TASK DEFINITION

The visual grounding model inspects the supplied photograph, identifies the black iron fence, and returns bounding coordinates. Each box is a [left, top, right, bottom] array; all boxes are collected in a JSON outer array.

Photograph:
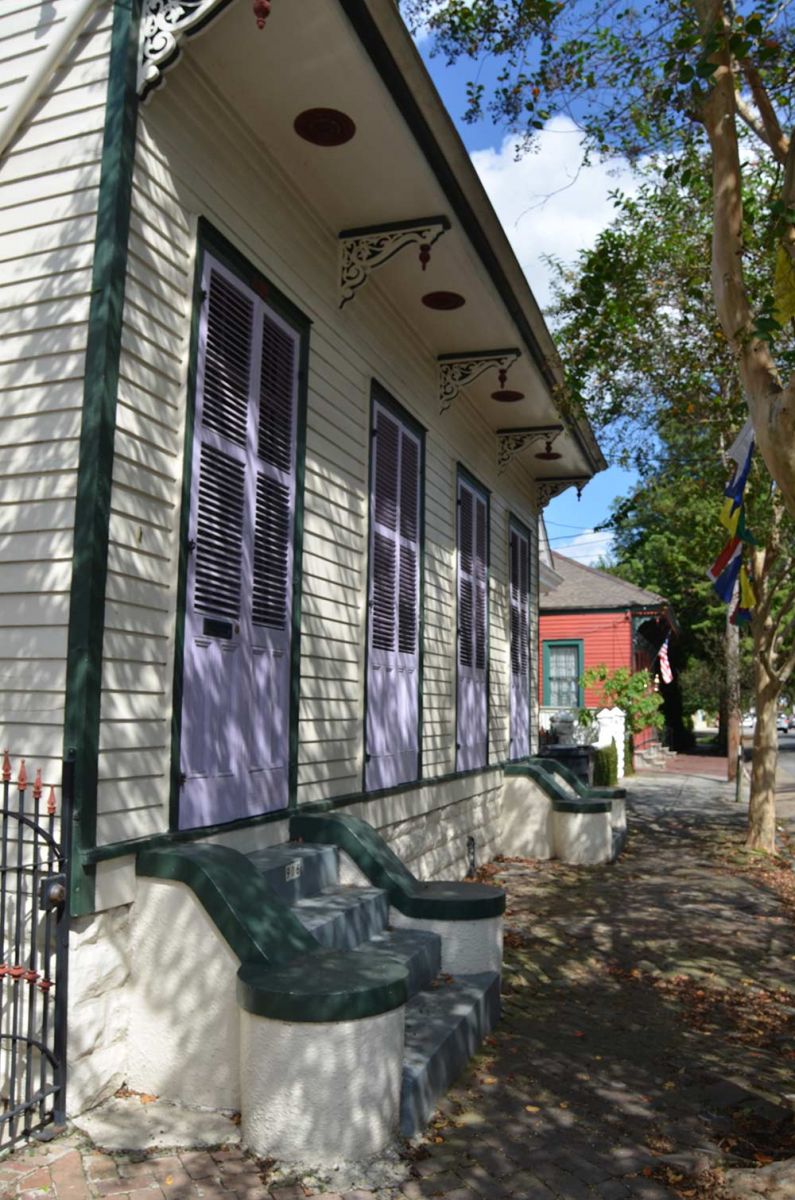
[[0, 752, 70, 1151]]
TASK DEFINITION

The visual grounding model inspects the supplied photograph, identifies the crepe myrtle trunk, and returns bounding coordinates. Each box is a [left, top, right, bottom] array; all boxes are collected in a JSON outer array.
[[694, 0, 795, 524], [747, 625, 780, 853]]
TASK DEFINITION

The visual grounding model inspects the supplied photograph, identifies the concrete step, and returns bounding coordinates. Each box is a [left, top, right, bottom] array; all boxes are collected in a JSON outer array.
[[247, 843, 338, 904], [400, 972, 501, 1136], [355, 928, 442, 1000], [291, 884, 389, 949]]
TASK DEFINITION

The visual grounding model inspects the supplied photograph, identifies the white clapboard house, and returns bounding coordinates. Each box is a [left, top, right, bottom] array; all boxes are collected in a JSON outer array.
[[0, 0, 606, 1161]]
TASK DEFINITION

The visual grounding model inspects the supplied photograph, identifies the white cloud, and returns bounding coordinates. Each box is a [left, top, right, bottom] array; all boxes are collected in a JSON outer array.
[[471, 115, 639, 310], [554, 529, 613, 568]]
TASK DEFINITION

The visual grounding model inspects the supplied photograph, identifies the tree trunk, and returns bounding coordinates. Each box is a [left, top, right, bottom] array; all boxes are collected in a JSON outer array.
[[746, 640, 779, 853], [692, 2, 795, 522]]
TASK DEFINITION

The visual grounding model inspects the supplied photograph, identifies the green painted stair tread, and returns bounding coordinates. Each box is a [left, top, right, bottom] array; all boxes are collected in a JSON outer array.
[[505, 763, 612, 813], [534, 756, 626, 800], [237, 947, 409, 1022], [400, 971, 501, 1135], [290, 812, 505, 920], [291, 885, 389, 949], [246, 844, 338, 903], [136, 843, 319, 967]]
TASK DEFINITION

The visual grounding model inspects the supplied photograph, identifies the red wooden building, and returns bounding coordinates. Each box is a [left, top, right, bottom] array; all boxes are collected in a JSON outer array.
[[539, 553, 673, 719]]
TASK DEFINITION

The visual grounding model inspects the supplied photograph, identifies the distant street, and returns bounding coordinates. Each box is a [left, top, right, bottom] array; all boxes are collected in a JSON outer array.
[[774, 732, 795, 835], [776, 732, 795, 782]]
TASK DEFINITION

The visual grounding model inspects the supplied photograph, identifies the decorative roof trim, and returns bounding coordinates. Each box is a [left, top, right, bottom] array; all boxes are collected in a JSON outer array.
[[338, 215, 450, 307], [138, 0, 240, 99], [437, 348, 520, 414], [496, 424, 563, 472], [536, 477, 590, 509]]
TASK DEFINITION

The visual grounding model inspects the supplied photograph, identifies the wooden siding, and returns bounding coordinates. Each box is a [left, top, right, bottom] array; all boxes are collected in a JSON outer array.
[[91, 61, 542, 844], [539, 610, 632, 708], [0, 3, 112, 781]]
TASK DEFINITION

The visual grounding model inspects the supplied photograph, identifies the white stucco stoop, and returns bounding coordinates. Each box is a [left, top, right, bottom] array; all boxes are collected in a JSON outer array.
[[67, 906, 131, 1114], [127, 878, 241, 1110], [389, 909, 503, 977], [500, 773, 616, 865], [500, 774, 554, 858], [240, 1007, 405, 1162], [551, 809, 612, 865]]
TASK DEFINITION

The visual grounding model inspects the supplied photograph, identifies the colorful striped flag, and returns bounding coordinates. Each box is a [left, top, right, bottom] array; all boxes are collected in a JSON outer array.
[[731, 564, 756, 625], [658, 636, 673, 685], [710, 540, 744, 585]]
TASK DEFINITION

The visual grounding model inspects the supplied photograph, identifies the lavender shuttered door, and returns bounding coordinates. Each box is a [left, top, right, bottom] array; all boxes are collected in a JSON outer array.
[[456, 479, 488, 770], [509, 525, 530, 759], [180, 255, 298, 829], [366, 403, 421, 791]]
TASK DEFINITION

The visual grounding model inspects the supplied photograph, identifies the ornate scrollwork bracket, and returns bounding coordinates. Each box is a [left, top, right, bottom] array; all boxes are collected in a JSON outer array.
[[496, 425, 564, 473], [139, 0, 265, 100], [535, 477, 590, 510], [338, 216, 450, 307], [438, 348, 520, 414]]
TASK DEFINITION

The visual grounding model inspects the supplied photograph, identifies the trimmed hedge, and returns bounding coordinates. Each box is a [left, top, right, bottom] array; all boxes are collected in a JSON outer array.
[[593, 738, 619, 787]]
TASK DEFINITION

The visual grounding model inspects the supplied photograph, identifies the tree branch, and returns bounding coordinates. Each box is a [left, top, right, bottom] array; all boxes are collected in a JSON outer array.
[[737, 58, 790, 163], [770, 583, 795, 640], [773, 611, 795, 659], [783, 137, 795, 269], [734, 91, 780, 157]]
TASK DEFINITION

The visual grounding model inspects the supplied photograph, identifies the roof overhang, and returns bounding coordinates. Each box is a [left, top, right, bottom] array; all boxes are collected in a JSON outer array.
[[137, 0, 606, 499], [539, 561, 565, 595]]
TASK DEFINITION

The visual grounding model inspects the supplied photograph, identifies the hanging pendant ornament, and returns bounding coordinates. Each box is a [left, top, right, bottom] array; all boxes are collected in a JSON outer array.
[[491, 366, 525, 404], [338, 216, 450, 306], [252, 0, 271, 28]]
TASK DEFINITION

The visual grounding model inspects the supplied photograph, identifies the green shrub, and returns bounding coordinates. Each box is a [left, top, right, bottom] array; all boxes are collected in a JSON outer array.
[[624, 733, 634, 776], [593, 738, 619, 786]]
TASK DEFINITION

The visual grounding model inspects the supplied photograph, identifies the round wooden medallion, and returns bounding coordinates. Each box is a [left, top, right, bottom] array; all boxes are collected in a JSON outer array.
[[421, 291, 466, 310], [294, 108, 356, 146], [491, 389, 525, 403]]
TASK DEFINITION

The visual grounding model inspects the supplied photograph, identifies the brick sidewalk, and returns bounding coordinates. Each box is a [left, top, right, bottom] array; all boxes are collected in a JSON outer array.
[[1, 1140, 337, 1200], [2, 772, 794, 1200]]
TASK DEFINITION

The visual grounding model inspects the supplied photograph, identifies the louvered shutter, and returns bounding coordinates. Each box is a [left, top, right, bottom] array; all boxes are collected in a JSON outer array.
[[457, 478, 488, 770], [366, 401, 421, 791], [180, 255, 298, 829], [246, 308, 298, 810], [509, 525, 530, 759]]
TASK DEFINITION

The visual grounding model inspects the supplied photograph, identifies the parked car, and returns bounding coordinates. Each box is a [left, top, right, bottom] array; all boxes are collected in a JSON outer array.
[[741, 713, 756, 730], [777, 713, 789, 733], [789, 714, 795, 731]]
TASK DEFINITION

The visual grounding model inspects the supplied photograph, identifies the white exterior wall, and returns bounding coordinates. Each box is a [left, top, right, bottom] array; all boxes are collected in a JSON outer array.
[[95, 59, 541, 846], [0, 1, 113, 781], [68, 904, 131, 1114]]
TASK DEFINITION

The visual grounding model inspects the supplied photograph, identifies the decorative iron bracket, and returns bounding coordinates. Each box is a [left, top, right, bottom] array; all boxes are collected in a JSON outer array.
[[438, 348, 520, 413], [536, 477, 591, 509], [139, 0, 255, 99], [339, 216, 450, 307], [497, 425, 563, 472]]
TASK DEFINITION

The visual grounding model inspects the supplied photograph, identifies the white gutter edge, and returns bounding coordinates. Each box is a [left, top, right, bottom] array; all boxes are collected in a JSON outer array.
[[0, 0, 102, 161], [539, 563, 565, 595]]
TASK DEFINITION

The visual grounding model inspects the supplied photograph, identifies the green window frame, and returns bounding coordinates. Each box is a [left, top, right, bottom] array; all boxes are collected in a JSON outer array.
[[542, 639, 584, 709]]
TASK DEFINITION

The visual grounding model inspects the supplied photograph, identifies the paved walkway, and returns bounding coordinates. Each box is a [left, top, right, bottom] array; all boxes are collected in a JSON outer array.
[[2, 773, 795, 1200]]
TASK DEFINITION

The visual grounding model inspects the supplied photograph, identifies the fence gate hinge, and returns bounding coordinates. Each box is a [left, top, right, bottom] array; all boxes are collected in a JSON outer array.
[[39, 874, 66, 911]]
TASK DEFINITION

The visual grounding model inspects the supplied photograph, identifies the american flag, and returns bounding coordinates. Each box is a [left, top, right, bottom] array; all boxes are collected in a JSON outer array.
[[658, 636, 673, 685]]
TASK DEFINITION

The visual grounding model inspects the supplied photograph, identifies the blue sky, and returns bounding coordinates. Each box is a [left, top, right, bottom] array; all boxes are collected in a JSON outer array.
[[417, 34, 639, 564]]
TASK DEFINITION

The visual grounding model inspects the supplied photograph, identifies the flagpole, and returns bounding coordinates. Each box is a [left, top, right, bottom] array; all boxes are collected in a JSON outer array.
[[726, 576, 741, 784]]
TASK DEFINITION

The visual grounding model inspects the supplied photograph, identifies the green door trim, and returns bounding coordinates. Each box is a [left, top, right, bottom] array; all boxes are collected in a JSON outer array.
[[63, 0, 143, 918]]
